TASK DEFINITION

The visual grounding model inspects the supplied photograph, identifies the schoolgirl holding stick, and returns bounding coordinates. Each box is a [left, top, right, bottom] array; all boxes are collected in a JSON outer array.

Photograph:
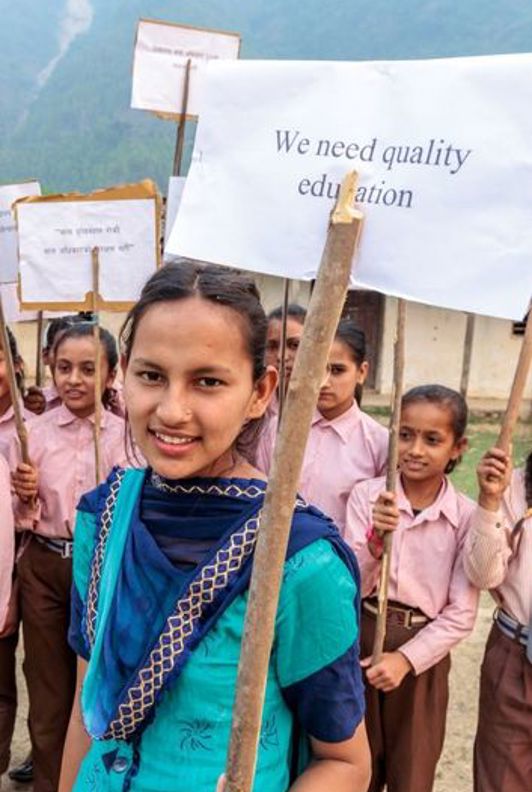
[[59, 262, 370, 792], [345, 384, 479, 792], [463, 447, 532, 792], [10, 322, 127, 792], [0, 326, 33, 784], [257, 319, 388, 532]]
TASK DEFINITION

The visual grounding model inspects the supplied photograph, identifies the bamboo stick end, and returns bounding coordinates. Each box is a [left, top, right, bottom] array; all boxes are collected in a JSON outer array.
[[331, 171, 364, 225]]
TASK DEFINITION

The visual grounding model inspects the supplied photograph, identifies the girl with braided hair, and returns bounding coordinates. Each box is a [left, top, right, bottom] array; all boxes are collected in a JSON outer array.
[[464, 447, 532, 792]]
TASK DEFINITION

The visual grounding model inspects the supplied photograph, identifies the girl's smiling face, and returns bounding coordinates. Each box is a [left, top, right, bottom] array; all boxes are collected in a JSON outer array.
[[54, 336, 114, 418], [123, 297, 276, 479], [398, 402, 466, 484]]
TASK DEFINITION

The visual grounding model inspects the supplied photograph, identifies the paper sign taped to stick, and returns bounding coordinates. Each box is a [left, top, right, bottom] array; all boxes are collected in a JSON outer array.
[[167, 55, 532, 320], [131, 18, 240, 119], [15, 180, 161, 310], [0, 181, 41, 284]]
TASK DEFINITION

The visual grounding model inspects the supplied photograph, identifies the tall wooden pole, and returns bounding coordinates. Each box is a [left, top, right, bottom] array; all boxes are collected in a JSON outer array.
[[0, 294, 30, 463], [277, 278, 290, 422], [460, 313, 475, 397], [91, 248, 102, 486], [225, 173, 364, 792], [172, 59, 192, 177], [371, 298, 407, 664], [35, 310, 44, 388], [496, 303, 532, 452]]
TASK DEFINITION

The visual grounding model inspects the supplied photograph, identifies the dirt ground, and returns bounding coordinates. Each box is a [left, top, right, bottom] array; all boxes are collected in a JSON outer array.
[[1, 596, 492, 792]]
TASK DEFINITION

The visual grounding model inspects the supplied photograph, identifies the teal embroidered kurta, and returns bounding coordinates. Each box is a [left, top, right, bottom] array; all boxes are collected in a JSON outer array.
[[69, 470, 363, 791]]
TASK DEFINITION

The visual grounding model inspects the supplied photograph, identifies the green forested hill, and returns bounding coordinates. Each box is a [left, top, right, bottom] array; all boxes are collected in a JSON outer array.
[[1, 0, 531, 193]]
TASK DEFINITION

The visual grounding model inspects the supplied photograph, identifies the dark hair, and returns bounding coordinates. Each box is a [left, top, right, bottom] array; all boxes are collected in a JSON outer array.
[[401, 384, 467, 473], [267, 303, 307, 324], [335, 320, 366, 366], [44, 312, 94, 352], [1, 327, 25, 393], [525, 453, 532, 509], [120, 259, 268, 457], [335, 320, 367, 406], [53, 322, 118, 408]]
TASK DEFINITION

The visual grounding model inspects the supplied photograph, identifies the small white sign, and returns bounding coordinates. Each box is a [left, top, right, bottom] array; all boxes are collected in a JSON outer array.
[[0, 283, 75, 322], [168, 55, 532, 320], [0, 181, 41, 284], [131, 18, 240, 118], [16, 197, 159, 308], [163, 176, 186, 260]]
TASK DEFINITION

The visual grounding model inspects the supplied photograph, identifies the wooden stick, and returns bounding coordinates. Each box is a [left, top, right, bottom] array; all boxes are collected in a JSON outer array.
[[35, 311, 44, 388], [277, 278, 290, 422], [371, 298, 407, 664], [172, 59, 192, 177], [0, 293, 30, 463], [460, 313, 475, 397], [496, 302, 532, 453], [91, 248, 102, 486], [225, 173, 364, 792]]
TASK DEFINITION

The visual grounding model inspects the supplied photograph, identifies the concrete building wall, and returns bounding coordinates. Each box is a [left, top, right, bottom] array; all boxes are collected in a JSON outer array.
[[378, 297, 532, 401], [9, 275, 532, 408]]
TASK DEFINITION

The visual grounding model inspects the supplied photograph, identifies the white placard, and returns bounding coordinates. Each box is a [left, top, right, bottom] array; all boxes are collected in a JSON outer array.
[[131, 18, 240, 118], [167, 55, 532, 320], [0, 283, 76, 322], [17, 198, 158, 307], [0, 181, 41, 284], [0, 283, 36, 322], [163, 176, 186, 260]]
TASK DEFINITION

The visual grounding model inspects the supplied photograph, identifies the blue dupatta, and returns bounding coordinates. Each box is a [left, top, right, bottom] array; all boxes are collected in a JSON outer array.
[[75, 467, 361, 745]]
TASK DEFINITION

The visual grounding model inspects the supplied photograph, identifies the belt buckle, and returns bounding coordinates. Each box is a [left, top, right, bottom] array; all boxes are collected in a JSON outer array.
[[403, 609, 413, 630], [61, 542, 73, 560]]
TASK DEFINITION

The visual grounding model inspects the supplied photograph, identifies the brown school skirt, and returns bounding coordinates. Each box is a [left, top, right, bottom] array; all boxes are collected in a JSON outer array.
[[474, 622, 532, 792], [361, 602, 451, 792]]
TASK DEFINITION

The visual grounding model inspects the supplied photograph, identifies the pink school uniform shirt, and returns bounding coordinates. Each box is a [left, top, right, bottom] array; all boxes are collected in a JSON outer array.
[[345, 475, 479, 674], [255, 401, 388, 533], [0, 455, 15, 631], [463, 468, 532, 627], [9, 403, 128, 539], [42, 383, 61, 411], [0, 403, 34, 460]]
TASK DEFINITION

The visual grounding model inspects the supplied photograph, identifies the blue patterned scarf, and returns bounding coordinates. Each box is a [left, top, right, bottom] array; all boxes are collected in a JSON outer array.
[[77, 467, 360, 744]]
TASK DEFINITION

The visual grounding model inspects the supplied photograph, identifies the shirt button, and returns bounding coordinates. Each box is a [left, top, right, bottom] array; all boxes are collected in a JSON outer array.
[[112, 757, 128, 773]]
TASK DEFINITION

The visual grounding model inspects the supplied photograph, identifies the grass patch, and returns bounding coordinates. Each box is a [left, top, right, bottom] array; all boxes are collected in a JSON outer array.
[[451, 427, 531, 499]]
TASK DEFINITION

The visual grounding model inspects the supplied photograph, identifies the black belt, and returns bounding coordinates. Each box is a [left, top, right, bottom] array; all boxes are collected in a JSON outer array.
[[34, 535, 73, 559], [363, 598, 430, 629]]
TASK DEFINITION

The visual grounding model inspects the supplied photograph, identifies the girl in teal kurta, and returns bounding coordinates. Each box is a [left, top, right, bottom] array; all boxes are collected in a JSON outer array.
[[59, 262, 370, 792]]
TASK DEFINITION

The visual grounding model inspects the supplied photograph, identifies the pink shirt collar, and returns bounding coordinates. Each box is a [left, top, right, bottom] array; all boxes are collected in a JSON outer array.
[[369, 474, 461, 529], [312, 400, 361, 444], [55, 403, 108, 429], [0, 401, 32, 425]]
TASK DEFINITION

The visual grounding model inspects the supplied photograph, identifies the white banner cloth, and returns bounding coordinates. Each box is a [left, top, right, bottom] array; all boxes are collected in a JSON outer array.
[[167, 55, 532, 320]]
